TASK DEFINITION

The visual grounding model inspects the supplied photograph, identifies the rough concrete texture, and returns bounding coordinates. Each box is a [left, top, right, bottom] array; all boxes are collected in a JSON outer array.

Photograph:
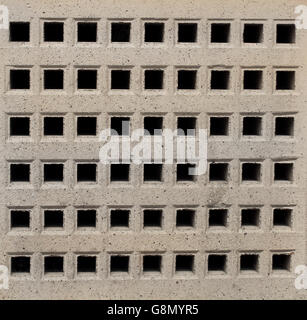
[[0, 0, 307, 299]]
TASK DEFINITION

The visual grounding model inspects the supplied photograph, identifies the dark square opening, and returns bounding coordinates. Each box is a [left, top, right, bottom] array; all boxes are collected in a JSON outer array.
[[111, 22, 131, 42], [243, 70, 262, 89], [44, 22, 64, 42], [144, 22, 164, 42], [77, 70, 97, 89], [11, 256, 30, 273], [176, 163, 196, 181], [276, 24, 295, 44], [77, 117, 97, 136], [210, 117, 229, 136], [243, 24, 263, 43], [273, 208, 292, 227], [178, 23, 197, 42], [10, 22, 30, 42], [177, 117, 196, 135], [111, 70, 130, 89], [77, 256, 96, 273], [44, 163, 63, 182], [77, 22, 97, 42], [110, 164, 129, 181], [208, 209, 228, 227], [144, 70, 163, 89], [144, 164, 162, 182], [242, 163, 261, 181], [110, 256, 129, 272], [243, 117, 262, 135], [143, 209, 162, 228], [10, 69, 30, 89], [176, 209, 195, 227], [175, 255, 194, 272], [44, 117, 63, 136], [275, 117, 294, 136], [241, 208, 260, 226], [10, 117, 30, 136], [211, 23, 230, 43], [272, 254, 290, 270], [44, 70, 63, 89], [44, 210, 63, 228], [44, 256, 63, 273], [111, 117, 130, 135], [143, 255, 162, 272], [177, 70, 197, 89], [240, 254, 259, 271], [208, 254, 226, 271], [209, 163, 228, 181], [110, 209, 130, 228], [77, 209, 96, 228], [10, 163, 30, 182], [144, 117, 163, 135], [276, 71, 295, 90], [274, 163, 293, 181], [77, 163, 97, 182], [11, 210, 30, 228], [211, 71, 230, 89]]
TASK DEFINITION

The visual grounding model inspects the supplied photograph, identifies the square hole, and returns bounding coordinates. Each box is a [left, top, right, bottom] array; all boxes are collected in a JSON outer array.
[[243, 70, 263, 90], [210, 117, 229, 136], [11, 210, 30, 228], [144, 164, 162, 182], [44, 210, 63, 228], [77, 22, 97, 42], [209, 163, 228, 181], [276, 71, 295, 90], [276, 24, 295, 44], [10, 69, 30, 89], [243, 117, 262, 136], [176, 209, 195, 227], [275, 117, 294, 136], [10, 22, 30, 42], [77, 163, 97, 182], [44, 256, 64, 273], [175, 255, 194, 272], [243, 24, 263, 43], [77, 117, 97, 136], [211, 71, 230, 90], [44, 163, 64, 182], [77, 209, 96, 228], [11, 256, 30, 273], [111, 117, 130, 135], [274, 163, 293, 181], [178, 23, 197, 43], [77, 256, 96, 273], [241, 208, 260, 227], [143, 255, 162, 272], [176, 163, 196, 181], [44, 117, 63, 136], [44, 70, 64, 90], [110, 255, 129, 272], [177, 117, 196, 135], [111, 70, 130, 90], [44, 22, 64, 42], [110, 164, 129, 182], [144, 117, 163, 135], [10, 117, 30, 136], [111, 22, 131, 42], [77, 70, 97, 90], [211, 23, 230, 43], [273, 208, 292, 227], [240, 254, 259, 271], [272, 254, 291, 271], [110, 209, 130, 228], [143, 209, 162, 228], [208, 254, 226, 272], [144, 70, 164, 90], [242, 163, 261, 181], [208, 209, 228, 227], [10, 163, 30, 182], [177, 70, 197, 90], [144, 22, 164, 42]]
